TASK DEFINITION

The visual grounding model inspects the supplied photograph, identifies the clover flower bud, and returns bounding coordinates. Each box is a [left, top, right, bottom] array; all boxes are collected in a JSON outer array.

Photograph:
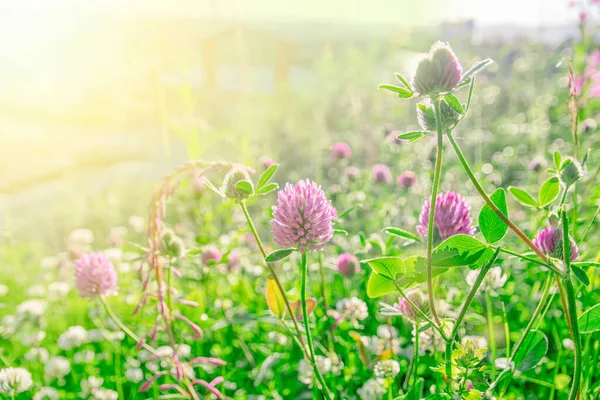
[[221, 168, 252, 202], [412, 42, 463, 96], [561, 158, 585, 187]]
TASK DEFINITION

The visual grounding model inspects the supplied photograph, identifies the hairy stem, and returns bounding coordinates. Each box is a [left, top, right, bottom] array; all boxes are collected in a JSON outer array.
[[445, 132, 551, 267], [301, 252, 333, 400], [427, 97, 446, 326]]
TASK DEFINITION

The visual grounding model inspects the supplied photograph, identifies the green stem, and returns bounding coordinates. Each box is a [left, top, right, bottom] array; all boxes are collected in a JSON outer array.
[[445, 340, 453, 380], [240, 201, 308, 356], [318, 252, 334, 353], [493, 273, 552, 391], [427, 97, 446, 326], [301, 252, 333, 400], [486, 291, 497, 378], [502, 302, 511, 358], [561, 206, 581, 400], [100, 296, 161, 358], [412, 323, 419, 386], [497, 248, 547, 267], [115, 345, 124, 400], [451, 248, 501, 337]]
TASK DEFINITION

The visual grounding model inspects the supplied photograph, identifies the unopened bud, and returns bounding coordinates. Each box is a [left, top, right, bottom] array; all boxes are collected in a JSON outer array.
[[221, 168, 252, 201], [412, 42, 463, 96]]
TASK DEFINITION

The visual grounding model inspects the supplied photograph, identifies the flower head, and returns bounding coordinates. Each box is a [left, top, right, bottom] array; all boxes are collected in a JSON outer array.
[[271, 179, 336, 252], [336, 297, 369, 326], [373, 360, 400, 379], [412, 42, 462, 96], [260, 156, 275, 169], [330, 142, 352, 160], [397, 171, 417, 189], [345, 166, 361, 180], [337, 253, 360, 277], [416, 191, 475, 241], [0, 367, 32, 395], [357, 378, 386, 400], [533, 225, 579, 261], [74, 252, 118, 298], [202, 246, 222, 265], [372, 164, 393, 184], [393, 289, 429, 322]]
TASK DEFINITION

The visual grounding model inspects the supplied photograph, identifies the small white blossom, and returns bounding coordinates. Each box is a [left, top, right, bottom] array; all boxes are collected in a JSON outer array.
[[17, 299, 47, 317], [373, 360, 400, 379], [48, 282, 70, 300], [33, 386, 60, 400], [462, 335, 488, 349], [58, 326, 88, 350], [466, 267, 508, 296], [298, 356, 333, 386], [0, 284, 8, 297], [25, 347, 50, 363], [336, 297, 369, 326], [0, 367, 33, 395], [357, 378, 386, 400], [45, 356, 71, 381]]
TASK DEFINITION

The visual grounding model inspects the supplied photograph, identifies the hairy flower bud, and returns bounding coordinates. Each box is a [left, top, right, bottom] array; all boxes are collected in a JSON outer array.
[[561, 158, 585, 187], [416, 101, 459, 132], [412, 42, 463, 96], [160, 230, 186, 258], [221, 168, 252, 201]]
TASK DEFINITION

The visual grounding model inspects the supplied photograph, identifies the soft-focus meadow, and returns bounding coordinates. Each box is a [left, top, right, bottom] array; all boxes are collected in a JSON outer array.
[[1, 2, 600, 400]]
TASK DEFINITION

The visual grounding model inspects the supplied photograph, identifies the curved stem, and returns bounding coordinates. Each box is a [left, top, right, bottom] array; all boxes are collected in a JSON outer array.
[[240, 201, 308, 356], [497, 248, 547, 268], [452, 248, 501, 338], [445, 132, 550, 265], [301, 252, 333, 400], [100, 296, 160, 357], [412, 324, 419, 387], [427, 98, 445, 326]]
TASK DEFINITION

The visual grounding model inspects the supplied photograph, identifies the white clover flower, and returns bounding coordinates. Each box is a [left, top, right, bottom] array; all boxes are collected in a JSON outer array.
[[40, 256, 60, 269], [298, 356, 333, 386], [90, 388, 118, 400], [125, 367, 143, 383], [25, 347, 50, 363], [0, 367, 32, 395], [357, 378, 386, 400], [413, 321, 453, 355], [0, 284, 8, 297], [376, 325, 398, 340], [373, 360, 400, 379], [58, 326, 88, 350], [466, 266, 508, 296], [48, 281, 70, 300], [28, 284, 47, 297], [336, 297, 369, 326], [176, 344, 191, 358], [17, 299, 47, 317], [45, 356, 71, 381], [33, 386, 60, 400], [67, 228, 95, 254], [128, 216, 146, 233], [21, 330, 46, 346], [74, 350, 95, 364], [462, 335, 488, 350]]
